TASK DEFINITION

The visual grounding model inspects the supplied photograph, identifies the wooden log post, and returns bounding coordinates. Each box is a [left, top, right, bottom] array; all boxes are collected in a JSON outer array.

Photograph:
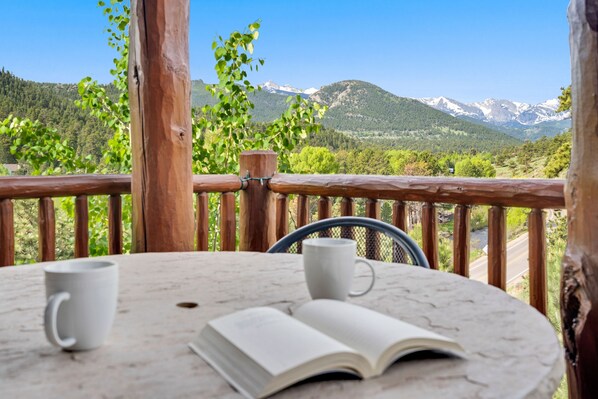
[[488, 206, 506, 290], [0, 199, 14, 267], [128, 0, 194, 252], [562, 1, 598, 396], [528, 208, 546, 315], [392, 200, 408, 264], [297, 195, 309, 228], [453, 205, 471, 277], [421, 202, 439, 269], [239, 151, 277, 252]]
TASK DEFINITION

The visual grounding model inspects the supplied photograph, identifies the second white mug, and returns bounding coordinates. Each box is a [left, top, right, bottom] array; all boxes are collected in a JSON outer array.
[[302, 238, 375, 301]]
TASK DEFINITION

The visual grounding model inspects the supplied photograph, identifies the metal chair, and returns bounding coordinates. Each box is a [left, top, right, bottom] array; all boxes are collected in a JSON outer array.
[[267, 216, 430, 268]]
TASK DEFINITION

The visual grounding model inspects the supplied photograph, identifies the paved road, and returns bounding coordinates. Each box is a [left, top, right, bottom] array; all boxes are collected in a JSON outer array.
[[469, 233, 529, 286]]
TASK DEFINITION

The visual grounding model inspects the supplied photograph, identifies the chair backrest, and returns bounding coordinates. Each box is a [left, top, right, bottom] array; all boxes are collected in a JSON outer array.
[[267, 216, 430, 268]]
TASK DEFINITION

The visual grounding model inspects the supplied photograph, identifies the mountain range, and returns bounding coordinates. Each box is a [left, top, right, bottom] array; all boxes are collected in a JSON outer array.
[[417, 96, 570, 140]]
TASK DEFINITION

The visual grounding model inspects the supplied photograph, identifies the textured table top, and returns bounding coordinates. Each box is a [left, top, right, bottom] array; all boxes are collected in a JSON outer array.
[[0, 252, 563, 398]]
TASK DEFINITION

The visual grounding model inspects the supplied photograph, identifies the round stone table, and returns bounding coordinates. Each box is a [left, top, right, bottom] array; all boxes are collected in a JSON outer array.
[[0, 252, 563, 398]]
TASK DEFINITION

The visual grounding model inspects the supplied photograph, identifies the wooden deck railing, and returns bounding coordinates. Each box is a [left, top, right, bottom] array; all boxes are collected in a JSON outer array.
[[0, 174, 246, 265], [268, 174, 565, 315], [0, 168, 566, 316]]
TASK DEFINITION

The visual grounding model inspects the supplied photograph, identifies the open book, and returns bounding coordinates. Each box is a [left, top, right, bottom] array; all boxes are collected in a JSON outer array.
[[189, 299, 465, 399]]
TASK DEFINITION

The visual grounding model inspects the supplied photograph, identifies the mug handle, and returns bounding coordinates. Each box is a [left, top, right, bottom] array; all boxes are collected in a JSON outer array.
[[349, 258, 376, 297], [44, 292, 76, 348]]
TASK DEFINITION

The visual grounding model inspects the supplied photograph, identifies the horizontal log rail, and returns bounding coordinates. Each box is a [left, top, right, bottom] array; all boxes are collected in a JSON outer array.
[[269, 173, 566, 316], [0, 174, 246, 266], [0, 175, 246, 199], [268, 174, 565, 209]]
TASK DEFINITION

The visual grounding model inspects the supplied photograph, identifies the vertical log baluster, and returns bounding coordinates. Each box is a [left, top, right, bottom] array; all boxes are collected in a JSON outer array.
[[488, 206, 506, 290], [296, 195, 309, 254], [297, 195, 309, 228], [453, 205, 471, 277], [38, 197, 56, 262], [318, 196, 332, 238], [220, 192, 236, 251], [421, 202, 439, 270], [75, 195, 89, 258], [392, 201, 407, 231], [528, 208, 547, 314], [275, 194, 288, 241], [392, 201, 408, 264], [196, 192, 209, 251], [108, 195, 123, 255], [340, 197, 354, 240], [0, 199, 14, 266], [318, 196, 332, 220], [365, 199, 380, 260]]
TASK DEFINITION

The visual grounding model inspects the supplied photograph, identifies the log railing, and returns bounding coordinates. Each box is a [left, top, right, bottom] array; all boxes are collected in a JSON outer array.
[[0, 169, 566, 316], [0, 174, 246, 265], [268, 174, 565, 315]]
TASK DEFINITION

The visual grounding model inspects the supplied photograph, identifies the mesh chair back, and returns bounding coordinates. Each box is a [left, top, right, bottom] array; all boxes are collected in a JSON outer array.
[[267, 217, 429, 268]]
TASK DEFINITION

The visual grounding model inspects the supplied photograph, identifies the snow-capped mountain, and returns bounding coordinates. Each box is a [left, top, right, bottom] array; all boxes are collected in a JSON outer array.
[[418, 96, 570, 126], [261, 81, 318, 98]]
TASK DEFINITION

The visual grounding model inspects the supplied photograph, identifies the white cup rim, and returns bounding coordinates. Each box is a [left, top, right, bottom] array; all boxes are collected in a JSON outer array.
[[44, 260, 117, 275], [302, 237, 356, 248]]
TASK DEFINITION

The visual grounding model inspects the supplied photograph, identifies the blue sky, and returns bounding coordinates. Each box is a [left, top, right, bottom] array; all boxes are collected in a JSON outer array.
[[0, 1, 570, 104]]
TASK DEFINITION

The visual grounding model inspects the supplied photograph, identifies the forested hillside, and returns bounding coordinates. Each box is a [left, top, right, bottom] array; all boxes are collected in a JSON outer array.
[[310, 80, 521, 152], [0, 69, 113, 162]]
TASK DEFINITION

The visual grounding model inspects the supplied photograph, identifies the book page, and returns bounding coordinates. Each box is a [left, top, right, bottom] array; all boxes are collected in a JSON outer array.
[[293, 300, 463, 375], [207, 306, 360, 377]]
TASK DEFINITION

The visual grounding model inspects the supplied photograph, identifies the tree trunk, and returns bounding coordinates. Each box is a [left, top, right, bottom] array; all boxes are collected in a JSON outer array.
[[562, 1, 598, 397], [128, 0, 194, 252]]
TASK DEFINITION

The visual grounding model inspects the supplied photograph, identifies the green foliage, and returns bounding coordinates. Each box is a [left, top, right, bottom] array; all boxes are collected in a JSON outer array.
[[454, 156, 496, 178], [76, 0, 130, 173], [506, 208, 528, 238], [341, 148, 391, 175], [544, 140, 571, 178], [558, 86, 571, 113], [0, 69, 114, 162], [289, 146, 339, 174], [0, 116, 95, 175], [193, 22, 325, 175]]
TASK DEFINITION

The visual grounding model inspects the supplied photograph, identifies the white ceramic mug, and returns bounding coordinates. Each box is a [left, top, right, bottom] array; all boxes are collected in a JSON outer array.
[[44, 260, 118, 351], [302, 238, 375, 301]]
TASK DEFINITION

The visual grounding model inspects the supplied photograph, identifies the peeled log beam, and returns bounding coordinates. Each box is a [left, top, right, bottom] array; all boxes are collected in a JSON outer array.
[[0, 199, 14, 266], [129, 0, 194, 252], [562, 1, 598, 397], [269, 174, 565, 209]]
